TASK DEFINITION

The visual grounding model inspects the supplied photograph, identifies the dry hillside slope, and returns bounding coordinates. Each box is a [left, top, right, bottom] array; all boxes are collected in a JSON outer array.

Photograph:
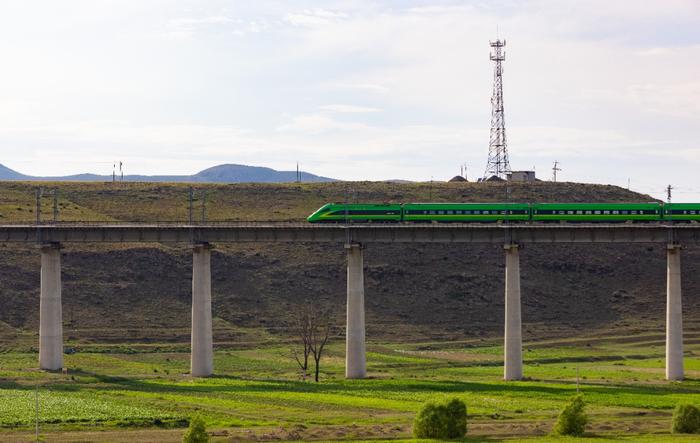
[[0, 180, 697, 347]]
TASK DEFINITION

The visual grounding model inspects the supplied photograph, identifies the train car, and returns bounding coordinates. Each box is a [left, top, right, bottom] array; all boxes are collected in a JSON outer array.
[[402, 203, 530, 222], [531, 203, 662, 222], [663, 203, 700, 222], [306, 203, 402, 223]]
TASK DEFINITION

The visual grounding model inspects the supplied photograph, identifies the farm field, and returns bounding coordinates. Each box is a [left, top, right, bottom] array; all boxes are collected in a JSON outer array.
[[1, 331, 699, 442]]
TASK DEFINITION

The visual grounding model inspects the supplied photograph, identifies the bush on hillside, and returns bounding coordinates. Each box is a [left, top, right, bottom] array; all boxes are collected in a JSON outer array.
[[553, 394, 587, 437], [413, 397, 467, 439], [672, 404, 700, 434], [182, 415, 209, 443]]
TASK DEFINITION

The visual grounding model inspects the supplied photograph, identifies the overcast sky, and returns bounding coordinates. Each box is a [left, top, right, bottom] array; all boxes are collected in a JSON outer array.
[[0, 1, 698, 200]]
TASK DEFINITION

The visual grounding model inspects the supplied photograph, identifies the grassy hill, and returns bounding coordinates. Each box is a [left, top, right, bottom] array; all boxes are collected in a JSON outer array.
[[0, 180, 657, 223], [0, 180, 698, 349]]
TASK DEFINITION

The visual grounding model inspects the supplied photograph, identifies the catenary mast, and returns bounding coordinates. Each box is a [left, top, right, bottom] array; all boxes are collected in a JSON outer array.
[[483, 38, 511, 180]]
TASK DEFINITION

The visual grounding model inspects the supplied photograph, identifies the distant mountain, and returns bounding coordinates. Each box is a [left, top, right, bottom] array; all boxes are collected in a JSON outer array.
[[0, 163, 336, 183], [0, 164, 29, 180], [191, 164, 333, 183]]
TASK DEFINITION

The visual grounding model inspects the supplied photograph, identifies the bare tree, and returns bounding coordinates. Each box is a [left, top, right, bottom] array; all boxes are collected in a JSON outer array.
[[290, 305, 331, 382], [291, 305, 312, 380], [309, 310, 331, 383]]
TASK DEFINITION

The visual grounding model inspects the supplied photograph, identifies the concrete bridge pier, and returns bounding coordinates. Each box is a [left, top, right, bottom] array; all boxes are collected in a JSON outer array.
[[666, 244, 684, 381], [345, 243, 366, 379], [39, 242, 63, 371], [191, 243, 213, 377], [504, 244, 523, 381]]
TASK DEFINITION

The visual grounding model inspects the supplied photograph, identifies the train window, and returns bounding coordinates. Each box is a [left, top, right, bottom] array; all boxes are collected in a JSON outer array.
[[691, 211, 697, 215], [429, 210, 436, 215], [603, 210, 610, 215], [631, 210, 638, 215], [585, 211, 592, 215], [612, 210, 619, 215], [576, 210, 583, 215], [558, 210, 565, 215], [621, 211, 629, 215], [438, 210, 445, 215], [446, 210, 453, 215], [502, 211, 507, 215], [423, 210, 429, 215]]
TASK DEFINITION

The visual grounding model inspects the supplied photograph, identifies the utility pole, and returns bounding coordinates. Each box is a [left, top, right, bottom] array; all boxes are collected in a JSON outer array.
[[344, 187, 349, 224], [552, 161, 561, 182], [667, 184, 673, 203], [296, 162, 300, 183], [112, 163, 116, 183], [119, 161, 123, 182], [188, 187, 194, 224], [52, 188, 58, 223], [483, 38, 511, 180], [35, 384, 39, 442], [200, 190, 207, 223], [35, 188, 42, 225]]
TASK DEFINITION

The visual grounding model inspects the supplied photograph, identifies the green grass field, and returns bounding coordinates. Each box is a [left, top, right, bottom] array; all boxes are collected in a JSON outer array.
[[1, 333, 699, 442], [1, 180, 698, 441]]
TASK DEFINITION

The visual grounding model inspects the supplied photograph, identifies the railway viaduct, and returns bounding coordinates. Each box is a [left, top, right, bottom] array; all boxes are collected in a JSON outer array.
[[1, 222, 698, 381]]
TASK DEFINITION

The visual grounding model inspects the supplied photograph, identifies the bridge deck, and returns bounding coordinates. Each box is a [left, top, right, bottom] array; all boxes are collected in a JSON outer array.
[[0, 222, 698, 243]]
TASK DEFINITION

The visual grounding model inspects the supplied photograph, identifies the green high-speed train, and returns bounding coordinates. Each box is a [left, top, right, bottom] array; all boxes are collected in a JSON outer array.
[[307, 202, 700, 223]]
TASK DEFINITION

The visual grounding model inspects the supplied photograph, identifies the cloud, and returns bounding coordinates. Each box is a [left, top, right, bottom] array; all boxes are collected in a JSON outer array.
[[319, 104, 380, 113], [276, 114, 371, 134], [0, 1, 698, 198], [163, 15, 237, 39], [324, 82, 390, 94], [285, 8, 348, 27]]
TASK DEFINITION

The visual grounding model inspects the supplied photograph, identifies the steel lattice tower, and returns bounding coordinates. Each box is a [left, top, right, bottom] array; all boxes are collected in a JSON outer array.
[[483, 39, 511, 180]]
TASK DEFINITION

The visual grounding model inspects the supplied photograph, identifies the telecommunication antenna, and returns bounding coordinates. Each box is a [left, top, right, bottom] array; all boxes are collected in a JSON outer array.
[[552, 161, 561, 182], [296, 162, 300, 183], [483, 38, 511, 180], [119, 161, 123, 182], [112, 163, 116, 183], [667, 184, 673, 203]]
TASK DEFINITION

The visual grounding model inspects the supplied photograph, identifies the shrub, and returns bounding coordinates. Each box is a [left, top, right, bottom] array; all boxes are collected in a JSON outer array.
[[672, 404, 700, 434], [413, 397, 467, 439], [182, 415, 209, 443], [553, 394, 587, 437]]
